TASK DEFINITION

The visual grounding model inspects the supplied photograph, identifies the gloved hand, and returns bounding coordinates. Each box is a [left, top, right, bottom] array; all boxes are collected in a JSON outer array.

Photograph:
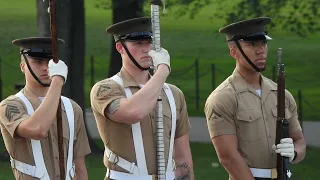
[[148, 47, 170, 71], [48, 59, 68, 83], [273, 138, 295, 162]]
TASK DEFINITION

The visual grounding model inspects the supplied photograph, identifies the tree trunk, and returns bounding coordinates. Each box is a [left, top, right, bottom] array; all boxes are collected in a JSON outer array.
[[36, 0, 101, 153], [107, 0, 144, 77]]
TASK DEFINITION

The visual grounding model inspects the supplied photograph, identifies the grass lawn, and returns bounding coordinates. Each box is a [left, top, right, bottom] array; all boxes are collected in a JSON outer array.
[[0, 139, 319, 179], [0, 1, 320, 121]]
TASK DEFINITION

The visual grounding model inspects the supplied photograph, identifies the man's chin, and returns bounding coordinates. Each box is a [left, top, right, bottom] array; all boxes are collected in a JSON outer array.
[[142, 64, 151, 70], [258, 65, 266, 72]]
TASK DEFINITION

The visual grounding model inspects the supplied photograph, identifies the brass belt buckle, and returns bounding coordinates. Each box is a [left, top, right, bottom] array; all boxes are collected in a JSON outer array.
[[271, 168, 277, 179]]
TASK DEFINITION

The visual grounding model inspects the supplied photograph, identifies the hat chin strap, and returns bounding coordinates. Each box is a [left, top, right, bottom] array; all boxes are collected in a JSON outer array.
[[234, 40, 266, 72], [120, 40, 150, 71], [22, 54, 50, 87]]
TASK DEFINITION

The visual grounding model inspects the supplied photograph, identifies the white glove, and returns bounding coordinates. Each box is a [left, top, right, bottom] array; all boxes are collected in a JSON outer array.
[[148, 47, 170, 71], [48, 59, 68, 83], [273, 138, 295, 162]]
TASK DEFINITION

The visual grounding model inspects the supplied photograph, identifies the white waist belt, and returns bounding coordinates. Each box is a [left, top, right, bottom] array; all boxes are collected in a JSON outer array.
[[11, 157, 46, 179], [106, 169, 175, 180], [105, 146, 140, 175], [250, 168, 277, 178]]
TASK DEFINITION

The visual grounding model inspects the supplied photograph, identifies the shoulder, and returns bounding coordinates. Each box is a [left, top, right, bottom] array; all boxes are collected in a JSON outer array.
[[206, 89, 236, 108], [285, 89, 296, 105], [207, 77, 236, 104], [0, 95, 24, 109], [166, 83, 183, 95], [165, 83, 186, 103], [90, 78, 122, 98], [262, 76, 277, 89], [262, 76, 296, 104], [205, 78, 237, 113], [65, 98, 83, 113], [0, 95, 26, 122]]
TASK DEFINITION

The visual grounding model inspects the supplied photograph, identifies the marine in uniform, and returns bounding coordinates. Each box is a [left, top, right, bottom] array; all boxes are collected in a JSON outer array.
[[0, 37, 91, 180], [90, 17, 194, 180], [204, 17, 306, 180]]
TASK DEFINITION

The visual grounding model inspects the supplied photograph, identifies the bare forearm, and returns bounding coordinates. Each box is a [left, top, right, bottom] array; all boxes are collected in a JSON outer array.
[[74, 158, 88, 180], [292, 138, 306, 164], [175, 157, 194, 180], [126, 66, 169, 117], [28, 79, 63, 130], [74, 169, 88, 180], [174, 134, 194, 180], [219, 153, 254, 180]]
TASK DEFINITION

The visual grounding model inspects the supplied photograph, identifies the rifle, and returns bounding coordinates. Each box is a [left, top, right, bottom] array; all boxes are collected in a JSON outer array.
[[46, 0, 65, 179], [275, 48, 291, 180], [150, 0, 166, 179]]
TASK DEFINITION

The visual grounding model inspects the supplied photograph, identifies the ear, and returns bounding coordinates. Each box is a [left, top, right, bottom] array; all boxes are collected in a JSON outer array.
[[229, 47, 238, 59], [115, 42, 124, 54], [20, 61, 26, 73]]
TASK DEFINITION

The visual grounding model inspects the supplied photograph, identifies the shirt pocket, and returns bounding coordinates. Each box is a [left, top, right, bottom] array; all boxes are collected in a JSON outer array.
[[271, 108, 293, 120], [236, 110, 264, 142]]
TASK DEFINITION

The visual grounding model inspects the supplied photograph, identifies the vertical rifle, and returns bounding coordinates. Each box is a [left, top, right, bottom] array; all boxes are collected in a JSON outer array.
[[275, 48, 291, 180], [44, 0, 65, 179], [150, 0, 166, 179]]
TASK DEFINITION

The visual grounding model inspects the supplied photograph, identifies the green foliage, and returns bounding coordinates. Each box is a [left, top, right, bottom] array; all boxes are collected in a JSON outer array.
[[94, 0, 111, 9], [95, 0, 320, 37], [279, 0, 320, 36], [202, 0, 320, 37]]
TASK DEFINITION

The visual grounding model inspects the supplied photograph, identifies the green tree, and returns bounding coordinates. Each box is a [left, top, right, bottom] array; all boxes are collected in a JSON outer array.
[[97, 0, 319, 75]]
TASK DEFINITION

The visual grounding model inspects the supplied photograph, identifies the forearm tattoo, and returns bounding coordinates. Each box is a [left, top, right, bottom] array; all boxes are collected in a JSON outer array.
[[107, 99, 121, 114], [175, 162, 191, 180]]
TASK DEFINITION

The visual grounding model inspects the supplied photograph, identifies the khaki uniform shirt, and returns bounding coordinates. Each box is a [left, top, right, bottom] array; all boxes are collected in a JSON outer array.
[[90, 68, 191, 176], [0, 88, 91, 180], [205, 69, 302, 169]]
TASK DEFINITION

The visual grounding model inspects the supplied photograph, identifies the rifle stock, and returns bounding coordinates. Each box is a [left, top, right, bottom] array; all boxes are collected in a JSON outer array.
[[275, 48, 291, 180]]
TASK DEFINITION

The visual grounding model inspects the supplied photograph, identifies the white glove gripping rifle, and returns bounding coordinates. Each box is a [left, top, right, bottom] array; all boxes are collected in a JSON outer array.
[[150, 0, 167, 180]]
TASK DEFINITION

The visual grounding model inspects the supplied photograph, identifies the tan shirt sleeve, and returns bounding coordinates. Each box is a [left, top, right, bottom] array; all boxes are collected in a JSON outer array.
[[0, 96, 29, 139], [90, 79, 124, 118], [172, 86, 191, 139], [285, 90, 302, 136], [72, 101, 91, 159], [204, 90, 237, 139]]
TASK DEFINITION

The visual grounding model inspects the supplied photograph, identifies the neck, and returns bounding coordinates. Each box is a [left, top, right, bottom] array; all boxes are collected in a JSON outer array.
[[25, 82, 49, 97], [123, 64, 149, 85], [236, 66, 261, 89]]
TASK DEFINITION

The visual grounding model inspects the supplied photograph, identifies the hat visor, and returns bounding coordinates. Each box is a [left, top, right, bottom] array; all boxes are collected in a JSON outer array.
[[125, 35, 152, 41], [119, 31, 152, 42], [241, 34, 272, 42], [265, 35, 272, 40], [21, 48, 53, 60]]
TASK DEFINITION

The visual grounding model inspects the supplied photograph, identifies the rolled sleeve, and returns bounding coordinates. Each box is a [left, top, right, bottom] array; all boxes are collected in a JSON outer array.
[[90, 79, 125, 118], [0, 97, 29, 139]]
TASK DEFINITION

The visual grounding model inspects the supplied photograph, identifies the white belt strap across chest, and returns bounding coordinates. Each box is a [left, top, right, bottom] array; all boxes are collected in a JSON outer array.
[[11, 92, 75, 180], [109, 75, 176, 178]]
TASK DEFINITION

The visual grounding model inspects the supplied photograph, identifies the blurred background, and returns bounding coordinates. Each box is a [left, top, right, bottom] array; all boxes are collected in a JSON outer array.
[[0, 0, 319, 179]]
